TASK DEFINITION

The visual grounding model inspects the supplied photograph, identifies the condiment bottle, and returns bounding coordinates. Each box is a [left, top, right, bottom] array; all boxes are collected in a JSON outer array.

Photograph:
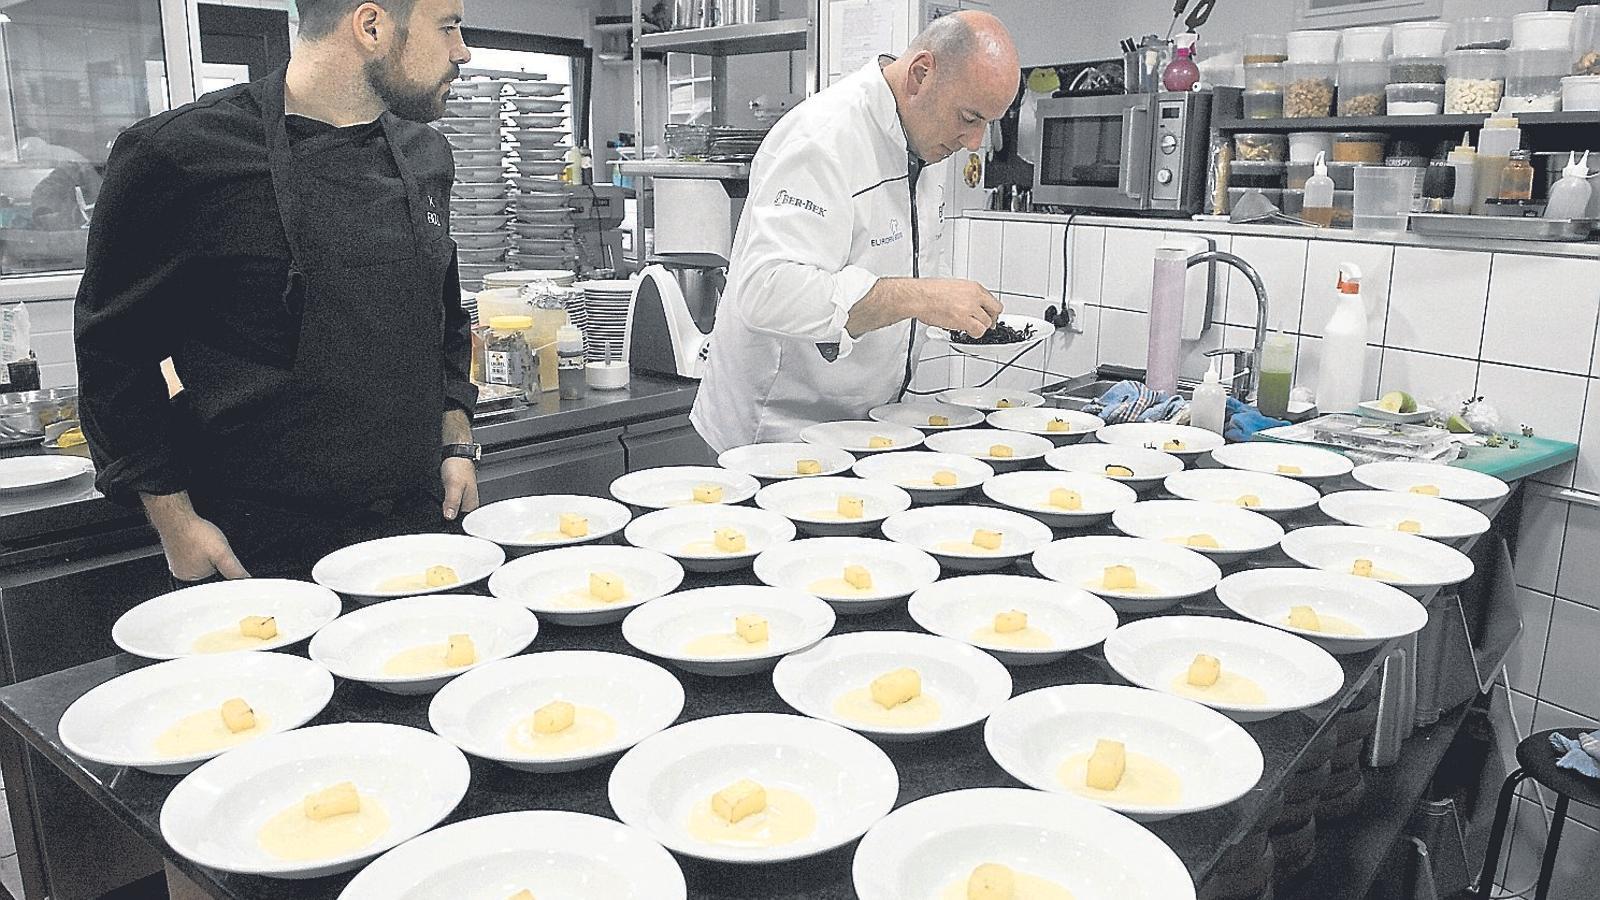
[[1162, 32, 1201, 92], [1447, 132, 1478, 214], [1545, 151, 1596, 220], [557, 324, 587, 401], [1257, 332, 1296, 419], [1474, 114, 1521, 214], [1303, 151, 1336, 227], [1499, 148, 1535, 201], [1191, 363, 1227, 434], [1421, 158, 1457, 214]]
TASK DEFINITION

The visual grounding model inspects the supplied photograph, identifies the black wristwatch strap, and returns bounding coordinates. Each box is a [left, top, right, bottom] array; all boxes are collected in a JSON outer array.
[[443, 442, 482, 463]]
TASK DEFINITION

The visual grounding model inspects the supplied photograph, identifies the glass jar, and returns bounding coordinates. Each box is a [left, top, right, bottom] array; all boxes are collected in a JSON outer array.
[[1332, 132, 1387, 165], [1500, 149, 1535, 200], [1340, 25, 1392, 61], [1338, 60, 1388, 116], [1386, 83, 1445, 115], [484, 315, 537, 393], [1576, 6, 1600, 75], [1392, 21, 1450, 59], [1244, 33, 1289, 65], [1234, 133, 1288, 162], [1285, 63, 1337, 117], [1503, 46, 1568, 112], [1451, 16, 1511, 52], [1390, 57, 1446, 85], [1445, 49, 1507, 114]]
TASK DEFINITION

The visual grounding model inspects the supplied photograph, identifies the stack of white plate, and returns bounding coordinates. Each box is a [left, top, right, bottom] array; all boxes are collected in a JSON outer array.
[[504, 77, 576, 271], [578, 279, 636, 363], [445, 76, 513, 291]]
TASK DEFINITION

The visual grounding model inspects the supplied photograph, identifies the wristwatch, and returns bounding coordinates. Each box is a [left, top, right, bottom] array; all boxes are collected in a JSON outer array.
[[442, 442, 482, 463]]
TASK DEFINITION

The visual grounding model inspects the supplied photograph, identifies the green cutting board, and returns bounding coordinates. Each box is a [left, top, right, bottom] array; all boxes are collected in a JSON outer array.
[[1448, 435, 1577, 483]]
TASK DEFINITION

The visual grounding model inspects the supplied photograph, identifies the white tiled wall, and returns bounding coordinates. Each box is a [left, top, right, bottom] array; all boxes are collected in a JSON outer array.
[[21, 298, 77, 388]]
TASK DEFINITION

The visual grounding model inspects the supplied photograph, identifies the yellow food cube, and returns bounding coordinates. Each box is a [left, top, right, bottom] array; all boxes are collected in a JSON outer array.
[[1085, 738, 1127, 791], [1104, 465, 1135, 478], [219, 698, 255, 734], [1352, 558, 1375, 577], [1397, 519, 1423, 534], [989, 444, 1014, 459], [558, 513, 589, 538], [967, 862, 1017, 900], [869, 436, 895, 449], [1277, 465, 1303, 476], [1186, 533, 1221, 549], [929, 415, 950, 427], [735, 614, 768, 643], [711, 779, 767, 824], [693, 484, 724, 504], [837, 495, 865, 519], [509, 891, 535, 900], [994, 610, 1028, 633], [1187, 653, 1221, 687], [239, 616, 277, 640], [972, 529, 1003, 550], [589, 571, 626, 602], [1050, 488, 1083, 510], [844, 565, 873, 590], [533, 700, 575, 734], [996, 399, 1014, 409], [932, 470, 959, 487], [714, 528, 747, 553], [795, 459, 822, 475], [446, 633, 476, 667], [1289, 605, 1323, 631], [1046, 418, 1070, 433], [1237, 494, 1262, 508], [1409, 484, 1441, 497], [1163, 440, 1186, 451], [425, 565, 459, 588], [303, 782, 361, 821], [870, 667, 921, 709], [1102, 565, 1137, 589]]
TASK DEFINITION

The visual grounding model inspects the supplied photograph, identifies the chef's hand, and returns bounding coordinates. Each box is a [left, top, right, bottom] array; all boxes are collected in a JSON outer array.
[[441, 458, 479, 521], [140, 491, 250, 581], [846, 277, 1002, 339]]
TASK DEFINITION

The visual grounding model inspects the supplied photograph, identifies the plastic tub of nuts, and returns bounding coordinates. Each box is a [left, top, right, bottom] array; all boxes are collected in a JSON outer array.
[[1285, 63, 1337, 117], [1332, 133, 1387, 165], [1234, 133, 1288, 163], [1338, 60, 1388, 115], [1445, 49, 1506, 114]]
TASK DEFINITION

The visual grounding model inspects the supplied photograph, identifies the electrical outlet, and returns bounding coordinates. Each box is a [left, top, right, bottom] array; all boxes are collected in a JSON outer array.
[[1066, 300, 1086, 334]]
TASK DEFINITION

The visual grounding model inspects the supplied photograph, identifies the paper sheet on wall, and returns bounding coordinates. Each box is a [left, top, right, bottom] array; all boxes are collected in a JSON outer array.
[[834, 0, 896, 76]]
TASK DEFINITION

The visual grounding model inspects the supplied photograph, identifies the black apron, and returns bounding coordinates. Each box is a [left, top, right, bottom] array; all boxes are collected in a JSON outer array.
[[182, 68, 454, 581]]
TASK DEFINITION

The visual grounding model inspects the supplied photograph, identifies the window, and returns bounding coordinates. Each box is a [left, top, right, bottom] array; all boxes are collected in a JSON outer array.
[[461, 28, 588, 149]]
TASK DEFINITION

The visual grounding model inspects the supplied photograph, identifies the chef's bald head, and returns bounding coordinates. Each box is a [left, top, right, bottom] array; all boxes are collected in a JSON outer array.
[[888, 11, 1019, 163]]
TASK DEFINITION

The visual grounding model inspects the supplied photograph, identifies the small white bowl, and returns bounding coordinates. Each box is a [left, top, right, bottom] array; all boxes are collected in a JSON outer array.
[[608, 712, 897, 864], [1216, 567, 1429, 654], [1357, 399, 1435, 425], [982, 470, 1138, 529], [427, 651, 684, 773], [1351, 461, 1510, 509], [754, 477, 913, 537], [852, 451, 994, 505], [311, 534, 505, 599], [799, 420, 926, 454], [113, 579, 342, 660], [923, 428, 1054, 472], [1280, 525, 1475, 598], [59, 653, 335, 775], [936, 388, 1046, 411], [608, 466, 760, 510], [620, 585, 836, 676], [851, 787, 1196, 900], [772, 631, 1013, 742], [1094, 423, 1224, 460], [985, 407, 1105, 445], [160, 723, 470, 879], [1032, 536, 1222, 613], [1103, 615, 1345, 722], [1318, 490, 1491, 546], [461, 494, 633, 552], [1045, 443, 1185, 493], [623, 505, 796, 573], [880, 505, 1054, 573], [335, 810, 685, 900], [717, 442, 856, 481], [869, 401, 985, 431], [1210, 442, 1354, 481], [908, 575, 1118, 666], [754, 537, 941, 615], [1111, 499, 1285, 565], [983, 684, 1263, 821], [307, 595, 538, 695], [1162, 469, 1322, 520], [487, 545, 685, 626]]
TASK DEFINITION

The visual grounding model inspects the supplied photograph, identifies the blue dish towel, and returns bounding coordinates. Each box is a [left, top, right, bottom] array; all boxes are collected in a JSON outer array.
[[1083, 381, 1188, 424], [1551, 730, 1600, 779], [1225, 397, 1290, 443]]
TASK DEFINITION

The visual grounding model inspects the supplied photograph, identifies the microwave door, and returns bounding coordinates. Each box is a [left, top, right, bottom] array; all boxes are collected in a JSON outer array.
[[1033, 97, 1154, 211]]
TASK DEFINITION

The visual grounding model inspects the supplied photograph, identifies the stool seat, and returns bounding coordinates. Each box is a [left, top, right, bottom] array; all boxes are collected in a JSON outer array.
[[1475, 727, 1600, 900], [1516, 728, 1600, 808]]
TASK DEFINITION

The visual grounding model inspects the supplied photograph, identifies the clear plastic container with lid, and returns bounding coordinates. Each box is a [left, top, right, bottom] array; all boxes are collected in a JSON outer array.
[[1285, 62, 1337, 117], [1340, 25, 1392, 61], [1576, 6, 1600, 75], [1504, 46, 1568, 112], [1288, 29, 1341, 64], [1451, 16, 1511, 51], [1512, 12, 1576, 51], [1332, 132, 1387, 165], [1387, 82, 1445, 115], [1445, 49, 1506, 113], [1338, 60, 1388, 115], [1234, 133, 1288, 162], [1245, 62, 1285, 91], [1392, 21, 1450, 58], [1243, 89, 1284, 119], [1390, 57, 1446, 85], [1244, 33, 1289, 65]]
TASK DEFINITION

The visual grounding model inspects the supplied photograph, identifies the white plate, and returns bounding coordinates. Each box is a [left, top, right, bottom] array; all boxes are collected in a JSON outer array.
[[509, 128, 567, 147], [427, 651, 684, 773], [852, 450, 993, 505], [1216, 567, 1429, 654], [452, 178, 505, 198], [1111, 499, 1285, 565], [448, 79, 504, 98], [609, 465, 759, 510], [608, 713, 897, 864], [983, 684, 1262, 821], [986, 407, 1105, 445], [113, 579, 343, 660], [880, 505, 1054, 573], [923, 428, 1053, 472], [451, 229, 510, 249], [513, 114, 567, 130], [160, 723, 470, 879], [311, 534, 505, 599], [437, 116, 497, 135], [454, 164, 508, 184], [935, 388, 1046, 411], [1351, 461, 1510, 509], [620, 585, 836, 676], [0, 455, 92, 491], [462, 494, 633, 551], [851, 787, 1195, 900], [1318, 490, 1491, 546], [1280, 524, 1475, 598], [445, 132, 497, 151], [908, 575, 1118, 666], [624, 505, 795, 573], [508, 81, 567, 97], [718, 442, 856, 481], [981, 470, 1138, 529], [1045, 443, 1185, 492], [514, 193, 570, 211], [307, 595, 538, 695], [1210, 442, 1354, 481], [442, 97, 499, 118], [453, 213, 513, 231], [754, 477, 913, 537], [1103, 615, 1345, 722], [1357, 399, 1436, 424], [336, 810, 684, 900], [754, 537, 941, 614], [799, 420, 926, 454], [1095, 423, 1224, 459], [773, 631, 1012, 742], [59, 653, 334, 775], [934, 314, 1057, 354], [487, 545, 684, 626], [869, 401, 985, 431], [1162, 469, 1323, 520], [508, 96, 570, 113], [1032, 536, 1222, 613]]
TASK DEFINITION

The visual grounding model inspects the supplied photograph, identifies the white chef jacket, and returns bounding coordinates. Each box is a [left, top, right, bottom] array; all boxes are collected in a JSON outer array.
[[690, 60, 950, 453]]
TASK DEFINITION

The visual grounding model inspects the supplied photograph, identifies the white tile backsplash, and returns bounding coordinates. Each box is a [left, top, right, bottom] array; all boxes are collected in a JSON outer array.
[[950, 218, 971, 279], [25, 299, 75, 334], [1577, 385, 1600, 495], [967, 219, 1004, 291], [1225, 235, 1304, 333], [1045, 303, 1100, 383], [1099, 228, 1166, 312], [1540, 598, 1600, 720], [1534, 698, 1600, 733], [1067, 225, 1105, 307], [1386, 247, 1492, 358], [1044, 224, 1067, 302], [1515, 483, 1568, 596], [1483, 255, 1600, 376], [1477, 364, 1589, 445], [1557, 503, 1600, 612], [1300, 241, 1392, 343], [1099, 307, 1149, 370], [1000, 221, 1053, 298], [1505, 587, 1553, 695], [1376, 349, 1479, 411]]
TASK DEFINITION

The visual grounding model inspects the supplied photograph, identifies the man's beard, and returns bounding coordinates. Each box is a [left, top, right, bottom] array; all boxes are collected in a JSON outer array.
[[365, 43, 456, 123]]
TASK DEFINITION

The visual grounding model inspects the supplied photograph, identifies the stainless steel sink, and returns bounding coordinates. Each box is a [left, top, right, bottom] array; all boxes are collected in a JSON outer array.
[[1043, 370, 1197, 410]]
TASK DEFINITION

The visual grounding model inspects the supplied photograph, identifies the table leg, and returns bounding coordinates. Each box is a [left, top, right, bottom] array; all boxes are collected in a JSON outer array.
[[1533, 795, 1570, 900]]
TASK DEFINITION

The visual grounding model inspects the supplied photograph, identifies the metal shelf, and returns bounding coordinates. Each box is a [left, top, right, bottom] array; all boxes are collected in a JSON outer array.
[[635, 19, 810, 56], [616, 160, 750, 179]]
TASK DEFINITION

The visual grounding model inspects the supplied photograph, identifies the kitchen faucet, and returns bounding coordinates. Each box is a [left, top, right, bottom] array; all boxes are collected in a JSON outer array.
[[1189, 250, 1269, 404]]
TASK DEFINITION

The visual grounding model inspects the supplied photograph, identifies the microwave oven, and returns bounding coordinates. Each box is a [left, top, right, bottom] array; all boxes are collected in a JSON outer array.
[[1031, 91, 1213, 215]]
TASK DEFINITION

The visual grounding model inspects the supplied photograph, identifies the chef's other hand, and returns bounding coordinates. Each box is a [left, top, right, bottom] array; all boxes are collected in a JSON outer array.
[[441, 458, 480, 521], [141, 491, 250, 581], [914, 279, 1003, 338]]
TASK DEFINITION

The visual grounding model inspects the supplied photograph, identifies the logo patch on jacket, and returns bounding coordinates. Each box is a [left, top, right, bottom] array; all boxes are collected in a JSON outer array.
[[871, 218, 905, 248], [774, 190, 827, 218]]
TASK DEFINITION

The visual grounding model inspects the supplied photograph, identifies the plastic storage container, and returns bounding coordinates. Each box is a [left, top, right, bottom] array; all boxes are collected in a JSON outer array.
[[1562, 74, 1600, 111], [1338, 60, 1388, 115], [1341, 26, 1392, 61], [1451, 16, 1511, 52], [1503, 46, 1567, 112], [1512, 12, 1576, 51], [1288, 131, 1335, 164], [1244, 33, 1289, 65], [1332, 132, 1386, 164], [1446, 49, 1506, 113], [1286, 63, 1337, 117], [1354, 166, 1418, 232], [1245, 62, 1286, 91], [1392, 21, 1450, 58], [1390, 57, 1446, 85], [1575, 6, 1600, 75], [1244, 90, 1285, 119], [1288, 29, 1341, 64], [1387, 82, 1445, 115], [1234, 133, 1288, 162]]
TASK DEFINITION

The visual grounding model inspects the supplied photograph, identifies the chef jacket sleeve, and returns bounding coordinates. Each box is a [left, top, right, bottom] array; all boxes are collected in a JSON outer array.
[[440, 249, 478, 418], [726, 138, 877, 361], [74, 130, 191, 505]]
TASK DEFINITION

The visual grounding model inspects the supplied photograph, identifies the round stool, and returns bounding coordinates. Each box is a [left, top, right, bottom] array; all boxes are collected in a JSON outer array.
[[1474, 728, 1600, 900]]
